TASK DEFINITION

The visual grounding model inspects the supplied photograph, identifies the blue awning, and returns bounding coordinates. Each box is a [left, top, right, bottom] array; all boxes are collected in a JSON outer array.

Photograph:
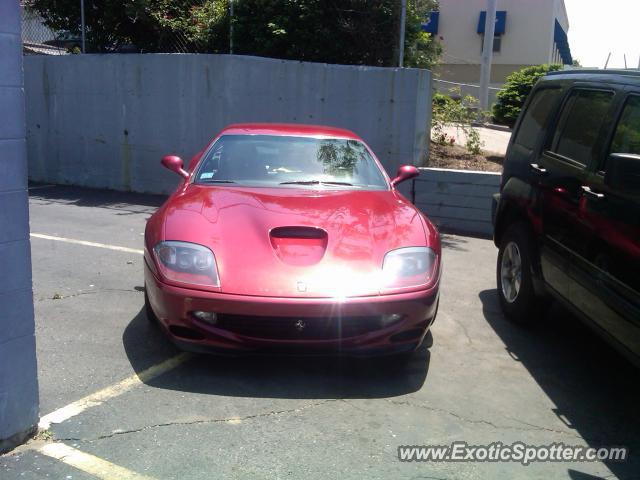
[[477, 11, 507, 35], [421, 11, 439, 34], [554, 19, 573, 64]]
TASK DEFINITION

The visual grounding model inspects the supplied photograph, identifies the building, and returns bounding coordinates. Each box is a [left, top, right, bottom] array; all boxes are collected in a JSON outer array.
[[424, 0, 572, 95]]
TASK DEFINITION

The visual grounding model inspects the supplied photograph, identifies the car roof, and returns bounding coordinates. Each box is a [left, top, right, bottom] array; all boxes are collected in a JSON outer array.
[[543, 69, 640, 86], [219, 123, 362, 140]]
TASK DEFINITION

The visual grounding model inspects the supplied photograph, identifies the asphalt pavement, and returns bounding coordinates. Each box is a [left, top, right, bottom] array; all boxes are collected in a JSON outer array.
[[1, 184, 639, 480]]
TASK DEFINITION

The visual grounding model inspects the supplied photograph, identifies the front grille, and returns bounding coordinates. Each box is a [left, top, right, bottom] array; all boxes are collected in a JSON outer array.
[[214, 314, 386, 340]]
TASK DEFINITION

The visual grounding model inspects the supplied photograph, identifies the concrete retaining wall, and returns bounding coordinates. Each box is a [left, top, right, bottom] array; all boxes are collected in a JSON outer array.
[[24, 54, 431, 194], [414, 167, 500, 237], [0, 0, 39, 453]]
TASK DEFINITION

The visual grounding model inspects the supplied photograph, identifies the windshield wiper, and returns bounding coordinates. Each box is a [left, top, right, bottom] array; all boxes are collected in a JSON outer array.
[[199, 179, 236, 183], [320, 181, 354, 186], [279, 180, 354, 186]]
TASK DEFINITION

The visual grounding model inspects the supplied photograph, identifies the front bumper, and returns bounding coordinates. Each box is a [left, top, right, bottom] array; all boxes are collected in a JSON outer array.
[[144, 263, 439, 356]]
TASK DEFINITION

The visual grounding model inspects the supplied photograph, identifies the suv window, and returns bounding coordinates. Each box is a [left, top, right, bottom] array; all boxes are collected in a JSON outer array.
[[513, 88, 561, 150], [610, 95, 640, 155], [550, 89, 614, 166]]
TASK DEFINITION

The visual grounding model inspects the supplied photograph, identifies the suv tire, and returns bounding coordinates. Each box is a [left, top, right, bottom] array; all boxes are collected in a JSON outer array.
[[496, 222, 542, 324]]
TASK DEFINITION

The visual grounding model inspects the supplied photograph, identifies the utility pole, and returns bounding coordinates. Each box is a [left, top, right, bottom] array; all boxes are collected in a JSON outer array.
[[604, 52, 611, 69], [479, 0, 497, 116], [80, 0, 86, 53], [398, 0, 407, 67], [229, 0, 234, 54]]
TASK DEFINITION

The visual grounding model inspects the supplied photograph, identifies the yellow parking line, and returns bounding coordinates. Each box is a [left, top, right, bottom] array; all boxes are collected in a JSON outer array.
[[40, 443, 157, 480], [30, 233, 144, 255], [39, 353, 191, 430]]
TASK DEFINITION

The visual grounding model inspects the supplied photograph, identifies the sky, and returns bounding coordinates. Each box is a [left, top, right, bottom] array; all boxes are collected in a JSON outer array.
[[565, 0, 639, 69]]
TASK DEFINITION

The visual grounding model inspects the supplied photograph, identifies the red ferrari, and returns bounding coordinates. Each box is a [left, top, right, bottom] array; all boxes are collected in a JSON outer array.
[[144, 123, 441, 358]]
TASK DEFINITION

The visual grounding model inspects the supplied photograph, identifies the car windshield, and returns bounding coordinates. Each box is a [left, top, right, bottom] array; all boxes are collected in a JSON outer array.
[[194, 134, 388, 189]]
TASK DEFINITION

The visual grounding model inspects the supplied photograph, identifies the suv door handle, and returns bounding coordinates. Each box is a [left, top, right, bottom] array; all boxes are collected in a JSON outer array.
[[581, 185, 605, 200], [529, 163, 548, 176]]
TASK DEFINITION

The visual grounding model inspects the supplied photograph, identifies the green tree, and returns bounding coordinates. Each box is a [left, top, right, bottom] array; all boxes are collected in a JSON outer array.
[[492, 64, 562, 127], [27, 0, 228, 52], [28, 0, 441, 68], [233, 0, 440, 68], [404, 0, 442, 68]]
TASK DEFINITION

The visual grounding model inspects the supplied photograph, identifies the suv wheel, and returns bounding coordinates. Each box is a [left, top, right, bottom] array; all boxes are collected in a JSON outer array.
[[497, 223, 541, 324]]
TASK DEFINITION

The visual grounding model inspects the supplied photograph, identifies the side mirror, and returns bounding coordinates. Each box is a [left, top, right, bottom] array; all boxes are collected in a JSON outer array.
[[161, 155, 189, 179], [605, 153, 640, 193], [391, 165, 419, 187]]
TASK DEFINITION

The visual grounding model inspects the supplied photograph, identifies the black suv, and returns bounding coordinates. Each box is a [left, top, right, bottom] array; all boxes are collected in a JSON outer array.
[[493, 70, 640, 363]]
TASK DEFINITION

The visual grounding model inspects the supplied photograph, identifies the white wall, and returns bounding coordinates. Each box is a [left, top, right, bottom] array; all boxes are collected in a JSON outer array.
[[24, 54, 431, 194]]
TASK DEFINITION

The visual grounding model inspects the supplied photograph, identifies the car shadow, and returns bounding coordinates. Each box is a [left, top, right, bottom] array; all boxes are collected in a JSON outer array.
[[123, 307, 430, 399], [479, 289, 640, 478], [28, 183, 167, 215], [440, 234, 471, 252]]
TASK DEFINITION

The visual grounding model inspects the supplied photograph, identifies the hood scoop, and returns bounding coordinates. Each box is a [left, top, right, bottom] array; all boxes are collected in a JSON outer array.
[[269, 226, 328, 266]]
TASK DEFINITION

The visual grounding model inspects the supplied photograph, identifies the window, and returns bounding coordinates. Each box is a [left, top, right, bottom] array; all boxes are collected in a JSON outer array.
[[513, 88, 561, 150], [550, 89, 614, 166], [481, 34, 501, 53], [195, 135, 388, 190], [610, 95, 640, 155]]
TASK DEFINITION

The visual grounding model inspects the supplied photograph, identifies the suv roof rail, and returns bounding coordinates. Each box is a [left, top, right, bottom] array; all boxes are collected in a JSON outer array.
[[546, 69, 640, 78]]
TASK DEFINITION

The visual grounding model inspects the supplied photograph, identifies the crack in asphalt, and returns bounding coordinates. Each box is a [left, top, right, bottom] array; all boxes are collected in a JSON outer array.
[[451, 316, 474, 346], [505, 416, 585, 438], [54, 399, 339, 443], [437, 311, 476, 348], [384, 398, 583, 439], [339, 398, 369, 413], [36, 288, 142, 302], [408, 476, 449, 480]]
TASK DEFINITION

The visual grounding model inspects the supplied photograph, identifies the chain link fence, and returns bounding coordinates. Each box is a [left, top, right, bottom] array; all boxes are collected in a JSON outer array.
[[20, 0, 217, 55], [433, 78, 501, 106], [21, 2, 66, 55]]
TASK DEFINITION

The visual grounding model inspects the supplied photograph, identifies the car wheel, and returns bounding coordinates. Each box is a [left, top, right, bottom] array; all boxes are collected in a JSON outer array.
[[144, 286, 158, 324], [496, 222, 541, 324]]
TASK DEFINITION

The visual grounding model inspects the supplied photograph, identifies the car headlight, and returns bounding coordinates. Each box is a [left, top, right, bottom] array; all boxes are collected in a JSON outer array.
[[382, 247, 437, 289], [153, 241, 220, 287]]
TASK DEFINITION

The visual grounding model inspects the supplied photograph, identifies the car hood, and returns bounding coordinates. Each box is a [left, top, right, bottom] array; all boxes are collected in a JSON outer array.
[[159, 185, 436, 297]]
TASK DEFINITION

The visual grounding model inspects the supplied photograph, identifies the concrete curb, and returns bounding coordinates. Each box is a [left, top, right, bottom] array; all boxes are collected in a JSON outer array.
[[472, 122, 512, 133]]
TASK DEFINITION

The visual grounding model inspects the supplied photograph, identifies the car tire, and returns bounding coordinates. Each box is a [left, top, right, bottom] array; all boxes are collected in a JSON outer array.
[[496, 222, 542, 324], [144, 286, 159, 324]]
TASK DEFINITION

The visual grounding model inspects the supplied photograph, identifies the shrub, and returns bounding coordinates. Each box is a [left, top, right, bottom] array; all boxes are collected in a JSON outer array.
[[431, 90, 485, 154], [492, 64, 562, 127], [465, 128, 482, 155]]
